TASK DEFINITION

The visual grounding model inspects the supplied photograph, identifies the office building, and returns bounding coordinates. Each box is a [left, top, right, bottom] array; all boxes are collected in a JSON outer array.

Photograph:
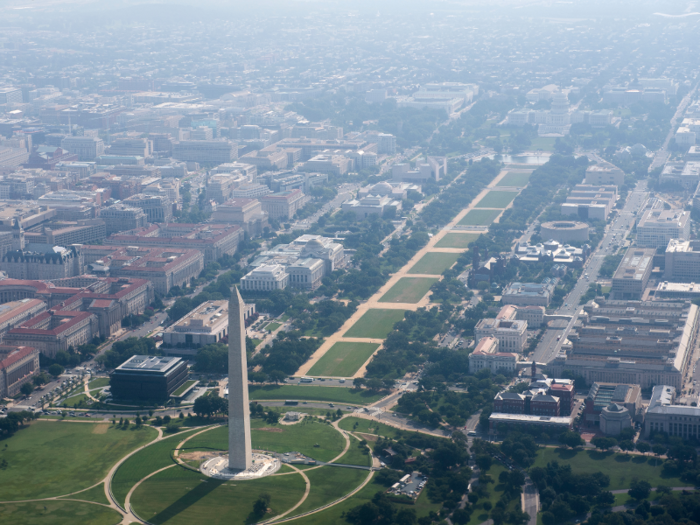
[[643, 385, 700, 439], [637, 208, 690, 248], [110, 355, 188, 402], [4, 309, 98, 358], [122, 193, 172, 223], [474, 305, 527, 352], [377, 133, 397, 155], [240, 264, 289, 292], [260, 190, 306, 220], [172, 140, 237, 164], [1, 245, 84, 280], [211, 199, 269, 237], [392, 157, 446, 183], [584, 382, 642, 428], [287, 258, 325, 291], [299, 154, 351, 176], [0, 345, 40, 398], [501, 282, 554, 307], [107, 223, 243, 265], [611, 247, 655, 300], [60, 137, 105, 161], [107, 137, 152, 157], [561, 184, 617, 221], [549, 299, 700, 390], [585, 164, 625, 186], [0, 88, 22, 105], [99, 204, 148, 235], [664, 239, 700, 281], [0, 299, 47, 340], [468, 336, 518, 374], [341, 194, 402, 219]]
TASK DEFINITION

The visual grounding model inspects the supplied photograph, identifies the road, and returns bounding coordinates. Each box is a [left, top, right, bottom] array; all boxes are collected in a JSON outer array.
[[649, 82, 698, 172], [532, 179, 649, 365]]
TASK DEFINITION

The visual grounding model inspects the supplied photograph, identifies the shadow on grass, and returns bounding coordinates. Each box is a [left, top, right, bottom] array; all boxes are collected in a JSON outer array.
[[148, 476, 225, 524], [553, 448, 578, 460], [632, 456, 648, 464], [587, 450, 615, 461], [615, 455, 632, 463]]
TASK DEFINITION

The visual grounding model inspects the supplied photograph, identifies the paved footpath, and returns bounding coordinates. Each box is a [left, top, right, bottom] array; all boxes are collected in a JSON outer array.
[[297, 168, 514, 378]]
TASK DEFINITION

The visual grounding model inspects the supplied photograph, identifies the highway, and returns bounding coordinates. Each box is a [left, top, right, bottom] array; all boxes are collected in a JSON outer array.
[[532, 179, 649, 365]]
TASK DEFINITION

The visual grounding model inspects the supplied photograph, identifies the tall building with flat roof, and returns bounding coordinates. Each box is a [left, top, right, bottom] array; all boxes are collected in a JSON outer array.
[[110, 355, 188, 401], [664, 239, 700, 281], [0, 345, 40, 397], [637, 208, 690, 248], [611, 247, 655, 300]]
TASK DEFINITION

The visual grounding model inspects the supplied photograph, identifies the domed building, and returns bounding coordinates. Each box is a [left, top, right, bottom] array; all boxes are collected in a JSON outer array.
[[599, 403, 632, 436]]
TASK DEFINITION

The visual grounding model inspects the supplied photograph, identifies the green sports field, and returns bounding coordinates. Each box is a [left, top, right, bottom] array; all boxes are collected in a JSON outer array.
[[378, 278, 437, 303], [474, 190, 518, 208], [248, 384, 383, 404], [307, 342, 380, 377], [408, 252, 461, 275], [434, 233, 480, 249], [458, 209, 501, 226], [343, 309, 406, 338]]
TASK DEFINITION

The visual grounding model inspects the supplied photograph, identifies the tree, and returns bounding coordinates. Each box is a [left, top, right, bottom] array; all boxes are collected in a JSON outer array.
[[452, 508, 470, 525], [267, 370, 287, 384], [48, 364, 64, 377], [628, 479, 651, 500], [635, 441, 651, 455], [365, 378, 383, 392], [194, 396, 212, 417], [353, 377, 365, 389], [591, 437, 617, 451], [20, 382, 34, 396], [483, 501, 492, 511], [252, 493, 271, 518], [541, 512, 556, 525], [475, 454, 492, 471], [558, 431, 584, 449], [618, 440, 635, 455]]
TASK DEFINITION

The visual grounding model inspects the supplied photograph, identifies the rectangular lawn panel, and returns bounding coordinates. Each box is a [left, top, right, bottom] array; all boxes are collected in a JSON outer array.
[[248, 384, 383, 404], [0, 422, 156, 500], [0, 500, 122, 525], [308, 342, 380, 377], [458, 209, 501, 226], [474, 190, 518, 208], [408, 252, 460, 275], [344, 309, 406, 338], [131, 464, 306, 525], [435, 233, 480, 249], [87, 378, 110, 390], [379, 278, 437, 303], [533, 448, 684, 491], [497, 171, 532, 187]]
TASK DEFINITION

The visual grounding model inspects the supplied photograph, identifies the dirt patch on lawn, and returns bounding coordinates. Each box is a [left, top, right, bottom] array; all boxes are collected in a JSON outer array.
[[357, 432, 378, 442], [179, 451, 221, 461], [257, 427, 284, 433], [92, 424, 109, 434]]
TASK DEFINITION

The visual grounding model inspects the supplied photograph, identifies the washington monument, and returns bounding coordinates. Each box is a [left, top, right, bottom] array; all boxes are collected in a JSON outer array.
[[228, 287, 252, 471]]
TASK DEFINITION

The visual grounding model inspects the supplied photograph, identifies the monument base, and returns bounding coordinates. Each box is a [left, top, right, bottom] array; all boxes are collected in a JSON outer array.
[[200, 453, 280, 480]]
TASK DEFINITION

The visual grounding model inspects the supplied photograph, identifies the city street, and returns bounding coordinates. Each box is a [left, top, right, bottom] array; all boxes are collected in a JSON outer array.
[[533, 180, 649, 365]]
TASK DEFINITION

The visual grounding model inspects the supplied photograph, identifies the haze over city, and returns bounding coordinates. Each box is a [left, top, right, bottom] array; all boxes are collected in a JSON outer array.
[[0, 1, 699, 524]]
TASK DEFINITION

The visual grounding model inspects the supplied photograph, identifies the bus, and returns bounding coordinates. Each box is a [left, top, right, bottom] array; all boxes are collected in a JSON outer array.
[[300, 377, 314, 383]]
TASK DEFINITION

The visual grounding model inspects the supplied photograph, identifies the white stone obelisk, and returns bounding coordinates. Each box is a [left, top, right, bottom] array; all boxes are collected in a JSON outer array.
[[228, 286, 252, 471]]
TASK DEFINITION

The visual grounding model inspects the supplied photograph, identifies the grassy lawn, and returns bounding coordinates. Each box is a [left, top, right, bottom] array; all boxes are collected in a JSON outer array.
[[291, 467, 369, 516], [458, 209, 501, 226], [131, 465, 306, 525], [335, 440, 372, 467], [344, 309, 406, 339], [529, 137, 556, 151], [467, 464, 507, 525], [112, 429, 200, 507], [434, 232, 480, 249], [184, 419, 346, 463], [497, 171, 532, 187], [379, 278, 437, 303], [249, 384, 383, 404], [87, 378, 110, 390], [339, 417, 409, 441], [0, 422, 156, 500], [172, 380, 197, 397], [66, 483, 110, 505], [308, 342, 380, 377], [279, 314, 290, 322], [408, 252, 461, 275], [266, 322, 282, 332], [253, 338, 262, 346], [63, 393, 91, 407], [533, 448, 685, 491], [474, 190, 518, 208], [0, 500, 122, 525]]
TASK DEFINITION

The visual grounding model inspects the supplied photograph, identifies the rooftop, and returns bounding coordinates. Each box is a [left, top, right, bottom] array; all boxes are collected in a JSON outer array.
[[116, 355, 183, 373]]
